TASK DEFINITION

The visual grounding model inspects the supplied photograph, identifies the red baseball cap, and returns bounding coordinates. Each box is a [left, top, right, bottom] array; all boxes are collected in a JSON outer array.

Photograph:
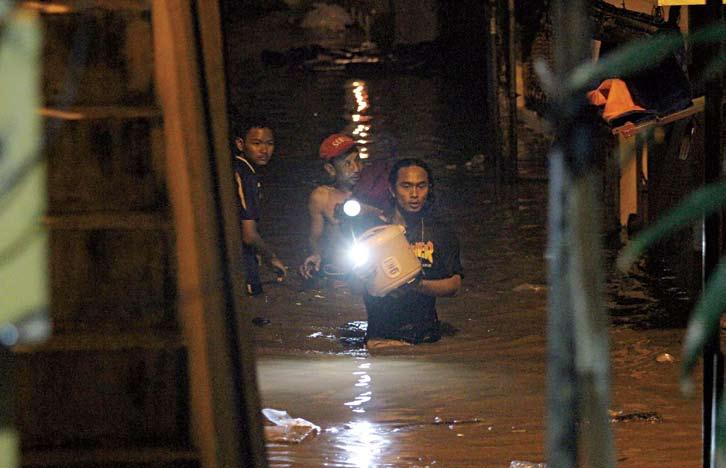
[[319, 134, 356, 161]]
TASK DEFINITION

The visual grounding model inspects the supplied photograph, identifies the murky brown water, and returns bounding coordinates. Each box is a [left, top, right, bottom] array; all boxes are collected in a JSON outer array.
[[233, 46, 703, 467]]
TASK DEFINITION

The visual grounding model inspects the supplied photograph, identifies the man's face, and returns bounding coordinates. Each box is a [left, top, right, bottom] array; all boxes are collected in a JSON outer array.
[[329, 150, 362, 189], [236, 127, 274, 166], [393, 165, 430, 213]]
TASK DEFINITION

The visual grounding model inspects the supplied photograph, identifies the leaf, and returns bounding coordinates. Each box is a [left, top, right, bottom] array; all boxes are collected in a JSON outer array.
[[695, 52, 726, 87], [0, 9, 46, 328], [681, 259, 726, 391], [569, 32, 682, 92], [617, 181, 726, 272], [567, 23, 726, 94]]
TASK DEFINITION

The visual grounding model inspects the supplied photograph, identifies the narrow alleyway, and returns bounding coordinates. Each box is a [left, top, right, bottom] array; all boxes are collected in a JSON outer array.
[[234, 65, 703, 466]]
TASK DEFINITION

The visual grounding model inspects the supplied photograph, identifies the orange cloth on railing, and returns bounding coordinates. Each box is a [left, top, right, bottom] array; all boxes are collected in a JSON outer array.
[[587, 78, 647, 124]]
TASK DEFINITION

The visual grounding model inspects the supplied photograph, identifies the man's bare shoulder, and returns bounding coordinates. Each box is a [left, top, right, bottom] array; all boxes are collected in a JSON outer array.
[[309, 185, 333, 206], [309, 186, 351, 223], [307, 186, 334, 218]]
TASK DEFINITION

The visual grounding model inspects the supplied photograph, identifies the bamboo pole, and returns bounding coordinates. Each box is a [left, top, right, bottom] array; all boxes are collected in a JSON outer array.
[[546, 0, 614, 466]]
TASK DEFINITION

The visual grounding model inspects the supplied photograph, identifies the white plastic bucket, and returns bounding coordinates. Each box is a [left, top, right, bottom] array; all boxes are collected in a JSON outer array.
[[355, 224, 422, 297]]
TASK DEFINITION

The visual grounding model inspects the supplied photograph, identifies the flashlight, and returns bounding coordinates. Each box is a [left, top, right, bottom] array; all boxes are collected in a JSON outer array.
[[348, 242, 370, 268], [335, 198, 363, 220], [343, 199, 361, 217]]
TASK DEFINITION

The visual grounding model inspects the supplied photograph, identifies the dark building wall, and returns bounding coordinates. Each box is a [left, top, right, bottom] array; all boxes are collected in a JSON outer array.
[[438, 0, 488, 77]]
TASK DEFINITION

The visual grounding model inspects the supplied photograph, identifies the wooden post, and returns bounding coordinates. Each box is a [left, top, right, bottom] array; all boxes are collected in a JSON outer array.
[[487, 0, 518, 182], [152, 2, 267, 467], [501, 0, 518, 181]]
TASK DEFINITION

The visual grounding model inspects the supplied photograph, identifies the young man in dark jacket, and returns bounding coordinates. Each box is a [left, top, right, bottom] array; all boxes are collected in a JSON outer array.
[[232, 116, 287, 296]]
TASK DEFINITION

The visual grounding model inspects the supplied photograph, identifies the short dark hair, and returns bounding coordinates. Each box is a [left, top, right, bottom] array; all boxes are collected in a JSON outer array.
[[388, 158, 435, 206], [230, 113, 273, 140]]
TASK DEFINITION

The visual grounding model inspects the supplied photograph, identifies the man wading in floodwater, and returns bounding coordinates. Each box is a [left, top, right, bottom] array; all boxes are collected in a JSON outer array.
[[363, 158, 463, 346]]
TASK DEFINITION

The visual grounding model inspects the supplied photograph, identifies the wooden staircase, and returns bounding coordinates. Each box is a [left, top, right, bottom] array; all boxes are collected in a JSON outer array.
[[16, 2, 192, 466]]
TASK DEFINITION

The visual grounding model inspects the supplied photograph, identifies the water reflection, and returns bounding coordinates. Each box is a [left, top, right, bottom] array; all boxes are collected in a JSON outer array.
[[335, 420, 389, 468], [337, 360, 386, 467], [344, 79, 372, 159], [345, 360, 372, 413]]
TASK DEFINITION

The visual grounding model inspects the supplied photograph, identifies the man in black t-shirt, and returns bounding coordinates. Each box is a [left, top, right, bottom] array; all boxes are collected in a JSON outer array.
[[232, 116, 287, 296], [364, 158, 463, 345]]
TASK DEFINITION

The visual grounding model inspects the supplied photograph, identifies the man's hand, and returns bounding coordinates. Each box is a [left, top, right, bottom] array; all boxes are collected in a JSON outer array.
[[299, 254, 321, 279], [386, 272, 422, 299], [267, 255, 288, 282]]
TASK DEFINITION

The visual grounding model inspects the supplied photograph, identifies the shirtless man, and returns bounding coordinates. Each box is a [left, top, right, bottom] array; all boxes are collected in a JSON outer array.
[[299, 134, 363, 279]]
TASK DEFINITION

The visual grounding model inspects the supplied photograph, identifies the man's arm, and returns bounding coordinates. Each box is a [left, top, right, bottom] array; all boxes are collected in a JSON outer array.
[[412, 229, 463, 297], [299, 189, 327, 278], [241, 219, 287, 277], [234, 165, 287, 278], [307, 189, 327, 257], [413, 274, 462, 297]]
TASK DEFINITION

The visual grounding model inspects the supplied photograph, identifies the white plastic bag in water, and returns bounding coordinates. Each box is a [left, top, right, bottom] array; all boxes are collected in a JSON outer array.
[[509, 462, 547, 468], [262, 408, 321, 444]]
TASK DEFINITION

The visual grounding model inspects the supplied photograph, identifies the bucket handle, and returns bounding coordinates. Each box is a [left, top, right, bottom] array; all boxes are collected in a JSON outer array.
[[358, 224, 404, 242]]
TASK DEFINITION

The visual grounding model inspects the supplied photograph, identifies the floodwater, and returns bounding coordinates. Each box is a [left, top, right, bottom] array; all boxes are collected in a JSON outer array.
[[233, 44, 703, 468]]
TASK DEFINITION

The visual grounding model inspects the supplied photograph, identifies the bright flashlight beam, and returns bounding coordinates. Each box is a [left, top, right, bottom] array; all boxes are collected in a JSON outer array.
[[343, 199, 361, 217], [348, 243, 369, 267]]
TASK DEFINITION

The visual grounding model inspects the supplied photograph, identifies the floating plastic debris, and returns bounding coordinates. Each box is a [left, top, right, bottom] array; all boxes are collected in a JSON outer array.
[[252, 317, 271, 327], [510, 462, 547, 468], [464, 153, 487, 171], [609, 409, 662, 423], [512, 283, 547, 292], [262, 408, 320, 443], [656, 352, 675, 363]]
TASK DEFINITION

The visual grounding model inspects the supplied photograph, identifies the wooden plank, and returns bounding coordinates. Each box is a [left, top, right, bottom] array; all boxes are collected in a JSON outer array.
[[23, 448, 196, 465], [40, 106, 161, 121], [13, 332, 183, 353], [151, 1, 267, 467], [611, 96, 706, 137], [48, 228, 177, 331], [21, 0, 150, 14], [15, 347, 189, 450], [659, 0, 726, 5], [44, 212, 169, 230], [196, 0, 270, 460]]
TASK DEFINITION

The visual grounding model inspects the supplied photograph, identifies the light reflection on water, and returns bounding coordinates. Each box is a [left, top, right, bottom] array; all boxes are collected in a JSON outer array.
[[346, 361, 372, 413], [335, 420, 389, 468], [344, 79, 373, 159]]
